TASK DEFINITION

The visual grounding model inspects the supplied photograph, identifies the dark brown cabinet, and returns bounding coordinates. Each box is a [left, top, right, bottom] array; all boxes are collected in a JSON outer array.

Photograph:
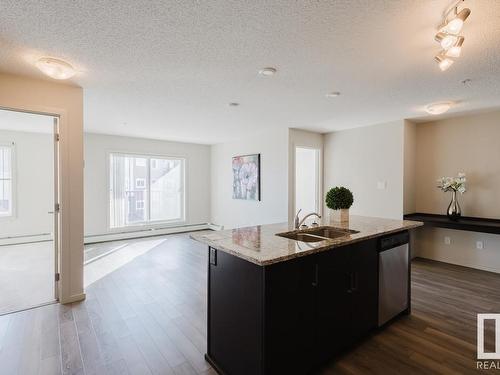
[[264, 254, 317, 375], [315, 244, 352, 363], [349, 239, 379, 342], [206, 238, 381, 375], [315, 238, 378, 363], [207, 248, 263, 375]]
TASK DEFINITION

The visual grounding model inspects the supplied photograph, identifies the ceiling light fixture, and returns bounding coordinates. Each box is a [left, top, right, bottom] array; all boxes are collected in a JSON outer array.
[[433, 1, 470, 71], [425, 101, 453, 115], [229, 102, 240, 107], [445, 36, 465, 58], [434, 54, 454, 71], [258, 67, 277, 76], [439, 7, 471, 35], [435, 32, 458, 50], [325, 91, 341, 98], [35, 57, 76, 80]]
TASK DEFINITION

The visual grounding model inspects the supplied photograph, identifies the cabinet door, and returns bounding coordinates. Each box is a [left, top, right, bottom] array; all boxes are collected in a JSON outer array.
[[315, 246, 352, 363], [208, 248, 263, 375], [349, 239, 378, 341], [264, 255, 317, 375]]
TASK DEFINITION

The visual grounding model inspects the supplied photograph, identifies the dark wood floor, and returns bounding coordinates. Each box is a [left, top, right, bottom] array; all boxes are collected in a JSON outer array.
[[0, 233, 499, 374]]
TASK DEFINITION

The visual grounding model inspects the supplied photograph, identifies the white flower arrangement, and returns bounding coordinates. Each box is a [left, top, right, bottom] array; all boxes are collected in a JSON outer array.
[[437, 173, 467, 194]]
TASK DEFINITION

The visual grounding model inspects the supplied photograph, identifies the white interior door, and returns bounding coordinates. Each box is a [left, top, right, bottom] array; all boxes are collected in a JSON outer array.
[[295, 147, 320, 215], [0, 108, 58, 314]]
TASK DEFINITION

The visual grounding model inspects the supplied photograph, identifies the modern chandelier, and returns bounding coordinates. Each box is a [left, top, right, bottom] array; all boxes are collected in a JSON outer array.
[[434, 0, 471, 71]]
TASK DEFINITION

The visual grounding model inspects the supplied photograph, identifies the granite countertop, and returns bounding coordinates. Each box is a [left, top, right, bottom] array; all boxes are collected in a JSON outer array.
[[190, 215, 423, 266]]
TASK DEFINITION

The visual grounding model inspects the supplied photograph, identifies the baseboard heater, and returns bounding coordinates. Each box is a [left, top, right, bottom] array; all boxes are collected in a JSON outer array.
[[84, 223, 214, 244], [0, 233, 52, 246], [0, 224, 221, 246]]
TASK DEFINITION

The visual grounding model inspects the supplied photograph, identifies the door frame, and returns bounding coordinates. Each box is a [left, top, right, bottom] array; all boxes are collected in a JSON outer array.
[[53, 116, 60, 301], [0, 105, 65, 304]]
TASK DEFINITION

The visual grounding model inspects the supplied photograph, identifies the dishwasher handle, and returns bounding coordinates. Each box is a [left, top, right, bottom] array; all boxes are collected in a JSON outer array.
[[379, 231, 409, 251]]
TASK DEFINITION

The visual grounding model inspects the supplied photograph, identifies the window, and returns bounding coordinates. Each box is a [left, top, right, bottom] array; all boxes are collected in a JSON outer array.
[[109, 153, 185, 228], [0, 145, 13, 217]]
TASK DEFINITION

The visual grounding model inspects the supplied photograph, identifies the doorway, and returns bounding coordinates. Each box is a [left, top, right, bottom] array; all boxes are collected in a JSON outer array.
[[0, 109, 59, 314], [295, 147, 321, 216]]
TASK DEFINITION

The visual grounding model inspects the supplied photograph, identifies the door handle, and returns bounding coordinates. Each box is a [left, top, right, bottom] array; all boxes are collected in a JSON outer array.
[[312, 264, 319, 287], [351, 271, 358, 292]]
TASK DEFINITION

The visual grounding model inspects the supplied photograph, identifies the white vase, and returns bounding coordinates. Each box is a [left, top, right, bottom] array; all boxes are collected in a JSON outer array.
[[329, 208, 350, 224]]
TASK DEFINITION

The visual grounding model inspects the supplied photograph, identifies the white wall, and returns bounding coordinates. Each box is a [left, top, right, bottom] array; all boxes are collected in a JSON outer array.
[[0, 73, 85, 304], [411, 110, 500, 273], [403, 120, 417, 215], [210, 128, 289, 229], [0, 129, 53, 239], [415, 111, 500, 217], [84, 133, 211, 237], [323, 120, 404, 220]]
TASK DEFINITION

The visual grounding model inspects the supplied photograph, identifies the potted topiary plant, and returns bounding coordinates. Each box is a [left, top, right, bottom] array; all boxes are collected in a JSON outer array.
[[325, 186, 354, 223]]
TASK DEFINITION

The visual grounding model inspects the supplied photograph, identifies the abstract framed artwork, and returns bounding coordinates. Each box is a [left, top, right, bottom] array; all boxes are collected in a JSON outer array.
[[232, 154, 260, 201]]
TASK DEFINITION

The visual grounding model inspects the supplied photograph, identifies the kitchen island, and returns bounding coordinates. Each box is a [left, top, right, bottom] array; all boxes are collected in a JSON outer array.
[[191, 216, 422, 375]]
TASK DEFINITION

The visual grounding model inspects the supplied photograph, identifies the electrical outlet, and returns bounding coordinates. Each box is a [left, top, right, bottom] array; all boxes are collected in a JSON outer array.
[[476, 241, 484, 250], [444, 236, 451, 245], [377, 181, 387, 190]]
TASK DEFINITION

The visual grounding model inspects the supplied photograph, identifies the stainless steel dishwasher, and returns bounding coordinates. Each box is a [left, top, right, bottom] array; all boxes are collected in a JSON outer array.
[[378, 231, 410, 326]]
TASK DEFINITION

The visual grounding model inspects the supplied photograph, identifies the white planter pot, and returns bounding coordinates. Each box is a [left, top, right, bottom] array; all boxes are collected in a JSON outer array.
[[329, 208, 350, 224]]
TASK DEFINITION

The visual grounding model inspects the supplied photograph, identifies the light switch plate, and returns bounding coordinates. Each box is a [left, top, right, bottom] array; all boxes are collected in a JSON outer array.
[[476, 241, 484, 250], [377, 181, 387, 190], [444, 236, 451, 245]]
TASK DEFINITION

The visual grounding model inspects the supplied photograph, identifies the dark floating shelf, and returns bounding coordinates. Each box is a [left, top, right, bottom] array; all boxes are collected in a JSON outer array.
[[403, 213, 500, 235]]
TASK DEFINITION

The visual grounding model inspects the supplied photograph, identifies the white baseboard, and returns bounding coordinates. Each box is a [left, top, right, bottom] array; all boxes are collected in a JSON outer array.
[[84, 223, 211, 244]]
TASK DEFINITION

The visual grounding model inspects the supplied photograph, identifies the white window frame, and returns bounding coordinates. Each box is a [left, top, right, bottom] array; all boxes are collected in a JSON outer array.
[[135, 200, 145, 210], [0, 142, 16, 220], [108, 151, 186, 230]]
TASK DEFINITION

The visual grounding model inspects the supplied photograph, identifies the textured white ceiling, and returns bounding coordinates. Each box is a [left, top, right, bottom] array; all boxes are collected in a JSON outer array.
[[1, 1, 499, 144]]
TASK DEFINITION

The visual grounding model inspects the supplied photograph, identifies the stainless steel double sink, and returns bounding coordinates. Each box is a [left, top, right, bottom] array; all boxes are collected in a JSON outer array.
[[276, 226, 359, 243]]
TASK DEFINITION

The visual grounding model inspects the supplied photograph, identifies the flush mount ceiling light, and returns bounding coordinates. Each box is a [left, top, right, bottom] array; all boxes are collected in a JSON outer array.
[[35, 57, 76, 80], [425, 101, 453, 115], [434, 54, 454, 71], [325, 91, 341, 98], [258, 67, 277, 76], [433, 1, 470, 71]]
